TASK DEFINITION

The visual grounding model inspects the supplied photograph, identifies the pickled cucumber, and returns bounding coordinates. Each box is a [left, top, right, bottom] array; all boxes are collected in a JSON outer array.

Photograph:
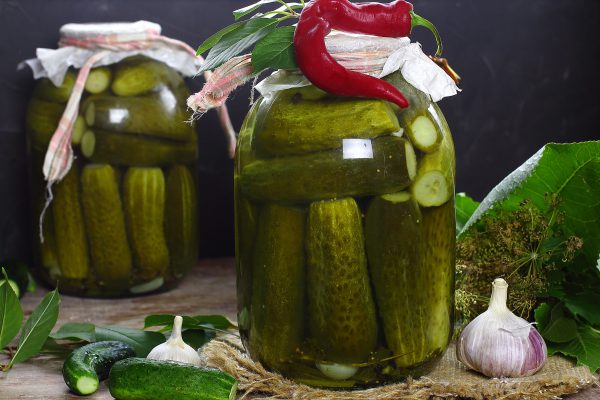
[[254, 92, 400, 156], [240, 136, 417, 203], [81, 164, 133, 282], [72, 116, 87, 145], [421, 199, 455, 353], [383, 72, 431, 121], [406, 115, 442, 153], [235, 100, 262, 327], [124, 168, 169, 280], [52, 165, 90, 280], [84, 95, 194, 141], [306, 198, 378, 363], [411, 123, 455, 207], [80, 129, 197, 166], [365, 192, 427, 367], [26, 98, 63, 147], [85, 67, 112, 94], [34, 72, 76, 103], [250, 204, 306, 372], [111, 60, 183, 97], [165, 165, 198, 278]]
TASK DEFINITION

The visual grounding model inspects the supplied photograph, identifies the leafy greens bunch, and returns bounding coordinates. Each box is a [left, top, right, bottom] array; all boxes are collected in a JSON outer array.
[[0, 268, 59, 372], [455, 141, 600, 372], [196, 0, 305, 73]]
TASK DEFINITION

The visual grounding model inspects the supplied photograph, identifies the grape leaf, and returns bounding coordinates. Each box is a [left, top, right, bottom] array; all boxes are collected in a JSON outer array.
[[0, 269, 23, 349], [536, 303, 578, 343], [199, 17, 279, 73], [455, 192, 479, 234], [548, 325, 600, 372], [49, 322, 95, 342], [252, 26, 297, 71], [8, 289, 60, 367], [460, 141, 600, 267], [95, 325, 164, 357], [563, 293, 600, 326]]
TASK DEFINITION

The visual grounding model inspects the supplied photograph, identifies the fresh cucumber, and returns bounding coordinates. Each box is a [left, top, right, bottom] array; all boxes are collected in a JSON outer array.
[[63, 341, 135, 395], [108, 358, 237, 400]]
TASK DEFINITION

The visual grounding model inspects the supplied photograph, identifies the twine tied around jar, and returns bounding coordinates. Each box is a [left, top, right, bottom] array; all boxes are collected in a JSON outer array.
[[34, 21, 236, 243]]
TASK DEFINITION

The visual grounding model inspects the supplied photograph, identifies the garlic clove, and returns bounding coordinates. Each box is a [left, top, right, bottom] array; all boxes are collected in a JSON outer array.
[[456, 278, 547, 378], [316, 362, 359, 380], [147, 315, 203, 366]]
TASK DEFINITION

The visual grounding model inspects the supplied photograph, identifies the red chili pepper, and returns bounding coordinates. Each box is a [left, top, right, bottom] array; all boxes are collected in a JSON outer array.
[[293, 0, 442, 109]]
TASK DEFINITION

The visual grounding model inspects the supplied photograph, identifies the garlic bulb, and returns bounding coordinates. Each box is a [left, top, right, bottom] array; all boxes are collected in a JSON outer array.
[[147, 316, 202, 366], [456, 278, 547, 378]]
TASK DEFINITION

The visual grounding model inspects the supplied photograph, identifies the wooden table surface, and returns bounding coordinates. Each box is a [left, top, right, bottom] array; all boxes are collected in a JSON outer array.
[[0, 258, 598, 399]]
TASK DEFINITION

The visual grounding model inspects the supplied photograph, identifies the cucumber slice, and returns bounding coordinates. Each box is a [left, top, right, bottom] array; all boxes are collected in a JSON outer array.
[[410, 127, 454, 207], [85, 67, 112, 94], [407, 115, 442, 153], [63, 341, 135, 395]]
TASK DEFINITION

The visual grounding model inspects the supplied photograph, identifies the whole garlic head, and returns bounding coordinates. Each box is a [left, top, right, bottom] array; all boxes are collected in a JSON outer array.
[[147, 315, 202, 366], [456, 278, 547, 378]]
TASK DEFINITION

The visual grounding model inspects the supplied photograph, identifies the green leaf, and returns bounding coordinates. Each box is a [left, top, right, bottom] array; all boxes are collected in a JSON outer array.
[[8, 289, 60, 367], [0, 269, 23, 349], [563, 293, 600, 326], [196, 21, 247, 56], [95, 325, 164, 357], [233, 0, 278, 20], [455, 193, 480, 234], [40, 337, 74, 357], [199, 17, 279, 73], [144, 315, 200, 330], [461, 141, 600, 267], [547, 324, 600, 372], [50, 322, 96, 342], [535, 303, 578, 343], [144, 314, 235, 331], [192, 315, 236, 330], [252, 26, 298, 71], [181, 329, 216, 350]]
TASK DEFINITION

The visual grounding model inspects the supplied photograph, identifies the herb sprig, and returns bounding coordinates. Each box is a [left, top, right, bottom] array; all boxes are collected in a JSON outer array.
[[196, 0, 305, 73]]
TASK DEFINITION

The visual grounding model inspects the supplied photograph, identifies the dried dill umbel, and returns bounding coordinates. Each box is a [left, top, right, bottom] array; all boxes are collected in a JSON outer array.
[[455, 197, 583, 325]]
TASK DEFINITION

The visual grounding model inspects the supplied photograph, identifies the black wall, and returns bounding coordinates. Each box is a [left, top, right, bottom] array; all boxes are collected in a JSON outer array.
[[1, 0, 598, 263]]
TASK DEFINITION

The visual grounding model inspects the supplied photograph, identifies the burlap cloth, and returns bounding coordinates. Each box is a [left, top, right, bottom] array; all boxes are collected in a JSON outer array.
[[199, 336, 598, 400]]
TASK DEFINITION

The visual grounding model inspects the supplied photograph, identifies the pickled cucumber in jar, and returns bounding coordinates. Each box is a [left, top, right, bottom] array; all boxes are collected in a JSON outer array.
[[26, 54, 199, 297], [236, 76, 456, 387]]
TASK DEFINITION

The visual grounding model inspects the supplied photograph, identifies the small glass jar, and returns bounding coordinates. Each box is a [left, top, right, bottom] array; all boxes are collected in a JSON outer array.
[[26, 55, 198, 297], [235, 72, 455, 387]]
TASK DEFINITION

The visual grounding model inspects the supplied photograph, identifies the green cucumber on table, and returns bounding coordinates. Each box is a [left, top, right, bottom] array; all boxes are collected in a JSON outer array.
[[62, 341, 135, 395], [108, 358, 237, 400]]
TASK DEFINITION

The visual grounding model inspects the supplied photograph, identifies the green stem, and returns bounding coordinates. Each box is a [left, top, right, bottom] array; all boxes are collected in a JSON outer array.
[[276, 0, 296, 15], [410, 11, 443, 57]]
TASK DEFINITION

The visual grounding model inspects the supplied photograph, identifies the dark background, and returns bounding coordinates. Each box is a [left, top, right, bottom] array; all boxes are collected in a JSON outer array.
[[1, 0, 598, 264]]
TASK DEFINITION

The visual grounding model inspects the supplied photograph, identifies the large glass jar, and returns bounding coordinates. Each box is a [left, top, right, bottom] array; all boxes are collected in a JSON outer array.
[[26, 56, 198, 297], [235, 72, 455, 387]]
